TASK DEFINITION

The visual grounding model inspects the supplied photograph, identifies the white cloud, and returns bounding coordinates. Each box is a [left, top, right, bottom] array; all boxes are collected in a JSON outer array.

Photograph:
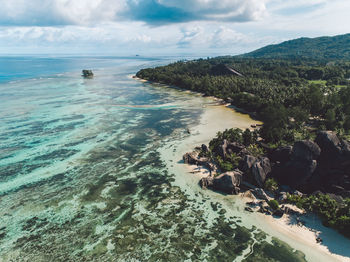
[[0, 0, 268, 26], [211, 27, 250, 48], [0, 0, 127, 26], [0, 22, 184, 54], [266, 0, 327, 12], [175, 24, 258, 55], [177, 26, 206, 47], [0, 0, 349, 55], [158, 0, 267, 21], [251, 0, 350, 37]]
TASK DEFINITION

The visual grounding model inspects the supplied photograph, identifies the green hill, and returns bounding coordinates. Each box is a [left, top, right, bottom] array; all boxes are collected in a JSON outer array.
[[243, 34, 350, 60]]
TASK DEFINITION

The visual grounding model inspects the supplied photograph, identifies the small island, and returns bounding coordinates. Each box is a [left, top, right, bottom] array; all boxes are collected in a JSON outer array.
[[82, 69, 94, 78]]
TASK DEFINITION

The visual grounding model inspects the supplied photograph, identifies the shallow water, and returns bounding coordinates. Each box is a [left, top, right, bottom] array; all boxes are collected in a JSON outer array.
[[0, 57, 308, 261]]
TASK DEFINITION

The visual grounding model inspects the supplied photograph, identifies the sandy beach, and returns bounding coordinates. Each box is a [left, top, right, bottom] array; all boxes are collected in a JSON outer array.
[[159, 98, 350, 262]]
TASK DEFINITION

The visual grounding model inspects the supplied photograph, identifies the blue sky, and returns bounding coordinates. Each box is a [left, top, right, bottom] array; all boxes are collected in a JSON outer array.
[[0, 0, 349, 55]]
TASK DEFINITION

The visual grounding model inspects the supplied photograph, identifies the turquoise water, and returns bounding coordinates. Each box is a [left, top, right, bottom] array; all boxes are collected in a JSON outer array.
[[0, 57, 306, 261]]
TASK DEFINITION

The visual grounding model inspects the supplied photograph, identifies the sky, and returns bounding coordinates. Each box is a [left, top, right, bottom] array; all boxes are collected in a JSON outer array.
[[0, 0, 349, 55]]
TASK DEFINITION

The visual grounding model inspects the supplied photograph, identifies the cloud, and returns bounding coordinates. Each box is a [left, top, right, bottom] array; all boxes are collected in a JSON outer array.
[[176, 24, 257, 54], [210, 27, 249, 48], [256, 0, 350, 36], [0, 22, 184, 54], [0, 0, 267, 27], [121, 0, 268, 25], [177, 26, 205, 47], [0, 0, 349, 55], [0, 0, 127, 26]]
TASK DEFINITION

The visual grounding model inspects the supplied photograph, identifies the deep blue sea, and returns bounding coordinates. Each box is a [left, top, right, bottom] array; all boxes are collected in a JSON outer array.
[[0, 56, 311, 261]]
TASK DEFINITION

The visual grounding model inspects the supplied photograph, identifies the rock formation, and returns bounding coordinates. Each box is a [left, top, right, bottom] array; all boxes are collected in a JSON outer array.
[[82, 70, 94, 78], [200, 170, 242, 195], [184, 130, 350, 199]]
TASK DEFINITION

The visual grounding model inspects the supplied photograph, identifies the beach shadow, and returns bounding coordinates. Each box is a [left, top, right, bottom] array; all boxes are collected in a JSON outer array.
[[284, 213, 350, 258], [227, 104, 261, 122], [177, 159, 184, 164], [192, 166, 211, 176], [178, 160, 212, 176]]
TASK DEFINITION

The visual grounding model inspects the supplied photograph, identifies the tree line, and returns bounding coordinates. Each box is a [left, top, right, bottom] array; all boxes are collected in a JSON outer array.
[[137, 57, 350, 144]]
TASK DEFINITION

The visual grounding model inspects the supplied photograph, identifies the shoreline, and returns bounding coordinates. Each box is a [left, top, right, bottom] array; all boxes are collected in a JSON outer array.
[[134, 76, 261, 120], [158, 95, 350, 262], [137, 76, 350, 261], [186, 158, 350, 261]]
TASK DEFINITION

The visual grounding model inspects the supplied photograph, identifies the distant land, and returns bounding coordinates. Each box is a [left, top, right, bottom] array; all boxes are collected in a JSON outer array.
[[242, 33, 350, 60]]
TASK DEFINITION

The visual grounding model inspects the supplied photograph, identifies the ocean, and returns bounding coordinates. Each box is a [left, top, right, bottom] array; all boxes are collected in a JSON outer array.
[[0, 56, 313, 261]]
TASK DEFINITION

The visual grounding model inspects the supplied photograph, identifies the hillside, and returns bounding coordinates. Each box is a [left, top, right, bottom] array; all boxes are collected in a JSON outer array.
[[243, 33, 350, 60]]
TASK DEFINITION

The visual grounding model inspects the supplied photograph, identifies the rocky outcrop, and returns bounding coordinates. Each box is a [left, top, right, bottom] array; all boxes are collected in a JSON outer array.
[[218, 139, 229, 159], [183, 152, 215, 172], [218, 139, 249, 159], [269, 146, 292, 164], [267, 132, 350, 194], [201, 144, 209, 153], [199, 176, 214, 189], [240, 155, 271, 187], [252, 157, 271, 187], [240, 155, 257, 172], [82, 70, 94, 78], [307, 132, 350, 194], [200, 170, 242, 194], [187, 131, 350, 199], [274, 140, 320, 190], [183, 152, 198, 165], [251, 188, 271, 201], [279, 159, 317, 187], [292, 140, 321, 161], [273, 209, 284, 217], [341, 140, 350, 156], [278, 192, 288, 203], [315, 131, 342, 157]]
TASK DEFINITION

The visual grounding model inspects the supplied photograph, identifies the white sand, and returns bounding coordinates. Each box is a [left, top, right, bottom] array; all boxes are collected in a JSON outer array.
[[159, 100, 350, 262]]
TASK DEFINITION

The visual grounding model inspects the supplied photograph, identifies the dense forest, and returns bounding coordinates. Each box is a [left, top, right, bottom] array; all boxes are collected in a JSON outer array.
[[137, 56, 350, 144]]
